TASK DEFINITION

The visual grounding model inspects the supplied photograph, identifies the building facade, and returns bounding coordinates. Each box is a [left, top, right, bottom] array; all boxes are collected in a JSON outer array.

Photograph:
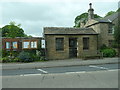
[[44, 3, 117, 60], [44, 27, 98, 60]]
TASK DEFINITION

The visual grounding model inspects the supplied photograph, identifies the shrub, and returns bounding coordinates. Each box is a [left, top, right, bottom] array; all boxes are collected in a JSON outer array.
[[13, 57, 20, 62], [40, 56, 48, 61], [101, 48, 116, 57], [2, 57, 10, 63], [0, 58, 2, 63], [100, 44, 108, 51], [17, 51, 34, 62], [11, 51, 19, 57], [2, 50, 10, 57]]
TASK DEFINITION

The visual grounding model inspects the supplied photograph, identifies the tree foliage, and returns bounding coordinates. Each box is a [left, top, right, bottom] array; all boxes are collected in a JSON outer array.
[[114, 20, 120, 57], [116, 8, 120, 12], [2, 21, 27, 38], [114, 20, 120, 45], [105, 11, 116, 17], [74, 13, 101, 27], [104, 8, 120, 17], [74, 8, 120, 28]]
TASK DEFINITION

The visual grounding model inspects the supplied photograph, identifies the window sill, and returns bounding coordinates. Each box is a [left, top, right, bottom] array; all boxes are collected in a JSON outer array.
[[83, 49, 89, 51], [108, 33, 113, 35], [22, 48, 37, 49], [56, 50, 64, 52]]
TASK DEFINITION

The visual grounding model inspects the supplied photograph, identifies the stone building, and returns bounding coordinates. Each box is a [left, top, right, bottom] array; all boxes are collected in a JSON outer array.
[[44, 27, 98, 60], [44, 3, 119, 60]]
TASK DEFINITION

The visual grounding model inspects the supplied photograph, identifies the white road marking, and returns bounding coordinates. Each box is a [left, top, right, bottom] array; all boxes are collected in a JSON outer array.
[[65, 71, 86, 74], [20, 73, 42, 76], [89, 65, 108, 70], [107, 69, 119, 72], [19, 69, 119, 76], [37, 69, 48, 74], [63, 69, 118, 75]]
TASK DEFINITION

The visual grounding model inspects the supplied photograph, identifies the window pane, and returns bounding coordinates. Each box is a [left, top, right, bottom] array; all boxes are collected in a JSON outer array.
[[13, 42, 18, 48], [108, 25, 113, 34], [6, 42, 10, 49], [23, 42, 29, 48], [31, 41, 37, 48], [83, 37, 89, 50], [56, 38, 64, 51]]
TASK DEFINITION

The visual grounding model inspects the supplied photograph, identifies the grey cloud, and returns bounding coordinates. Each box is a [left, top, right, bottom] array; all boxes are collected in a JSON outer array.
[[1, 1, 118, 37], [2, 2, 86, 22]]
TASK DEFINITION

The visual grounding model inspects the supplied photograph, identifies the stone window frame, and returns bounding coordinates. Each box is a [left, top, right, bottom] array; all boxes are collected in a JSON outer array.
[[108, 24, 114, 34], [55, 37, 64, 51], [83, 37, 89, 50]]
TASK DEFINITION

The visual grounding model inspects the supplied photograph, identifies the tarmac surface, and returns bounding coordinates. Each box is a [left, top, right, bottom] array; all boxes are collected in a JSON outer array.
[[2, 63, 119, 76], [1, 57, 120, 70]]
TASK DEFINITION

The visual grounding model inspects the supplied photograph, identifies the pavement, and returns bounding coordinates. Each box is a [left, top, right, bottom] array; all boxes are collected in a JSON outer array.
[[1, 57, 120, 70], [2, 69, 118, 88]]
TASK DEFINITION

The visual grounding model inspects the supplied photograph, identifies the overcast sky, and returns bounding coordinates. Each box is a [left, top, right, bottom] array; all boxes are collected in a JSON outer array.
[[0, 0, 119, 37]]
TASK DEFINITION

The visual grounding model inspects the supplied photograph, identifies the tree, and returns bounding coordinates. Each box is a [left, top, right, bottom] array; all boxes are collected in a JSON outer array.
[[105, 11, 115, 17], [2, 21, 27, 38], [114, 20, 120, 57], [74, 13, 88, 27], [74, 13, 101, 27], [116, 8, 120, 12], [114, 21, 120, 44]]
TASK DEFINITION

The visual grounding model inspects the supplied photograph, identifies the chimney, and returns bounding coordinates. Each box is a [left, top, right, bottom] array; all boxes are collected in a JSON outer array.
[[88, 3, 94, 20]]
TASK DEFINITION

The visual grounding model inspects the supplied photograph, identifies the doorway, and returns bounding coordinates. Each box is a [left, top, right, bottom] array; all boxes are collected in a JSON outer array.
[[69, 38, 77, 58]]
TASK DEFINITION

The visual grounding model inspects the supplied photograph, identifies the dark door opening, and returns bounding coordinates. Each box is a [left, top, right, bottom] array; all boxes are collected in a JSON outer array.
[[69, 38, 77, 58]]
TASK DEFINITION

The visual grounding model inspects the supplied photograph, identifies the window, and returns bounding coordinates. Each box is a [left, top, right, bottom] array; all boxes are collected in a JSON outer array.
[[31, 41, 37, 48], [56, 38, 64, 51], [12, 42, 18, 49], [23, 41, 38, 49], [23, 42, 29, 48], [108, 24, 114, 34], [83, 37, 89, 50], [6, 42, 10, 49]]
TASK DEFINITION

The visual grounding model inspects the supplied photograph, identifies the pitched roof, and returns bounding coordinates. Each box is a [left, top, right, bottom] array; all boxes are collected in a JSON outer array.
[[85, 12, 120, 27], [94, 18, 111, 23], [44, 27, 98, 35], [102, 12, 120, 22], [94, 12, 120, 23]]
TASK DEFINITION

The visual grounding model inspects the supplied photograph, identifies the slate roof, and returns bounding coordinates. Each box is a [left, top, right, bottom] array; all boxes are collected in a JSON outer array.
[[102, 12, 120, 22], [95, 12, 120, 23], [44, 27, 98, 35], [85, 12, 120, 27], [94, 18, 111, 23]]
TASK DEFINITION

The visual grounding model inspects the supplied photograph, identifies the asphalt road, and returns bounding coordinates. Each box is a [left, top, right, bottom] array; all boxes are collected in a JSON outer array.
[[2, 63, 119, 88], [2, 69, 119, 88], [2, 63, 119, 76]]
